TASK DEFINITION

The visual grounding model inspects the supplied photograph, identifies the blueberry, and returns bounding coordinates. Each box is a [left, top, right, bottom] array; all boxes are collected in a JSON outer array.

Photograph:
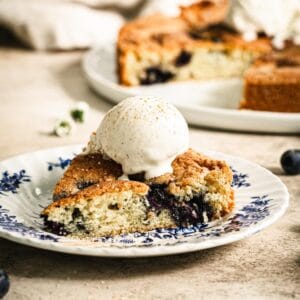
[[174, 50, 192, 67], [189, 23, 236, 42], [140, 67, 174, 85], [0, 269, 10, 299], [146, 184, 212, 226], [77, 181, 94, 190], [280, 150, 300, 175], [276, 59, 299, 68], [42, 216, 68, 236], [72, 208, 82, 219], [53, 191, 68, 201], [128, 172, 145, 182]]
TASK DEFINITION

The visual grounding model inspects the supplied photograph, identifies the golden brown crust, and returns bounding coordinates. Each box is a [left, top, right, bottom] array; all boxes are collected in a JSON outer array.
[[240, 45, 300, 112], [44, 180, 149, 215], [118, 14, 270, 53], [180, 0, 229, 29], [148, 148, 232, 186], [54, 149, 233, 199], [117, 6, 271, 50], [53, 153, 122, 200], [54, 149, 232, 200], [52, 148, 233, 203], [118, 15, 188, 52]]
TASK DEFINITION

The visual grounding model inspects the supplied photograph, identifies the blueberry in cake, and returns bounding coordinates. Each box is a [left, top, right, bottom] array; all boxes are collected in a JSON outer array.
[[42, 96, 234, 238], [117, 1, 271, 86]]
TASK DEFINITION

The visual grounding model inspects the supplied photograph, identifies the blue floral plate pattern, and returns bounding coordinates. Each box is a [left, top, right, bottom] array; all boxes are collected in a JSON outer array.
[[0, 145, 289, 257]]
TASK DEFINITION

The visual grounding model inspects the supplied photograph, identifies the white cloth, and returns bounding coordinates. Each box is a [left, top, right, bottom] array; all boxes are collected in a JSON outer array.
[[67, 0, 142, 9], [139, 0, 197, 17], [0, 0, 125, 50], [226, 0, 300, 49]]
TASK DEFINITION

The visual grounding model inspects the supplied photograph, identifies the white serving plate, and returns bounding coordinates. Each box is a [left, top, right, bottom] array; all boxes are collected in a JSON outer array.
[[82, 46, 300, 133]]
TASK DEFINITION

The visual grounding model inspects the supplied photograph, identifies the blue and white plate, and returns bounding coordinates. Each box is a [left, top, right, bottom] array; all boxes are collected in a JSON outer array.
[[0, 145, 289, 257]]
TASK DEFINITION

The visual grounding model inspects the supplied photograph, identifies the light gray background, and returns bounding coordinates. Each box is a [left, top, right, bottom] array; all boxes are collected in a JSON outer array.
[[0, 49, 299, 300]]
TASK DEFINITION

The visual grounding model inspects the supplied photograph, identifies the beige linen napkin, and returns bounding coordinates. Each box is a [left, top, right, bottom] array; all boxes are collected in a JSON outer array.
[[0, 0, 191, 50], [66, 0, 142, 9], [0, 0, 125, 50], [139, 0, 197, 17]]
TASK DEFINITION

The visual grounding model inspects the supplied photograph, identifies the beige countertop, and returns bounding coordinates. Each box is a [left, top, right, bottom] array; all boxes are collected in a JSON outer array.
[[0, 48, 299, 300]]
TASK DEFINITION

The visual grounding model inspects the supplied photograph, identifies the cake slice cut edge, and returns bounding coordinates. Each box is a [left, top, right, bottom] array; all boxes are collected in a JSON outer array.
[[42, 180, 175, 238]]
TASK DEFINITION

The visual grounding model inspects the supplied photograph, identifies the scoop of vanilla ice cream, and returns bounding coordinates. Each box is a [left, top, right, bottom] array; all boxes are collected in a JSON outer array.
[[85, 96, 189, 179], [226, 0, 300, 49]]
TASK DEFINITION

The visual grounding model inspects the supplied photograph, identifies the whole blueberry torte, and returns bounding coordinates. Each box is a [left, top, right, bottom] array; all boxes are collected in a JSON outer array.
[[117, 1, 271, 86]]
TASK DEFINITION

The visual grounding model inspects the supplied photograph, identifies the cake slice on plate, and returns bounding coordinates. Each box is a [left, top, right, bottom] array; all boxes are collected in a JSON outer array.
[[42, 96, 234, 238], [42, 149, 234, 237]]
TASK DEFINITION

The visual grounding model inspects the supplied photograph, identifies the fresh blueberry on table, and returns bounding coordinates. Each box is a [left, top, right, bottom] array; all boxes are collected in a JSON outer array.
[[0, 269, 9, 299], [280, 150, 300, 175]]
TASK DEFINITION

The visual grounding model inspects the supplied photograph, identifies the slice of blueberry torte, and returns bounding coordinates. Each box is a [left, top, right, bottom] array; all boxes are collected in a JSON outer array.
[[42, 96, 234, 238]]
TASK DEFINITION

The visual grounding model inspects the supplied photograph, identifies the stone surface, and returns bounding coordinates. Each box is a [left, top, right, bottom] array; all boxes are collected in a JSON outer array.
[[0, 48, 299, 300]]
